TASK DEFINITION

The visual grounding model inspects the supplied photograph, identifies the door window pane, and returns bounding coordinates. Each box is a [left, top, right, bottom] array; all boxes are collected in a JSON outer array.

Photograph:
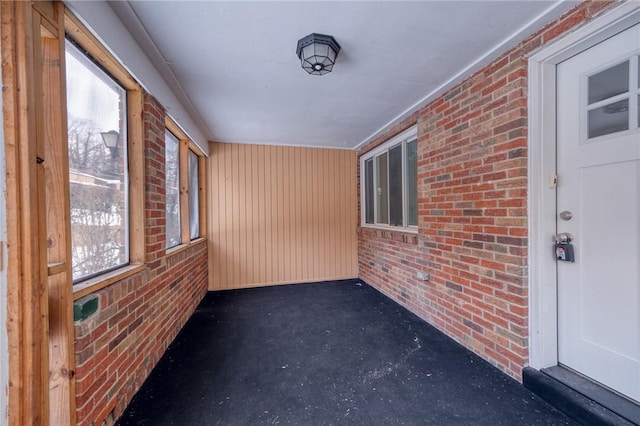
[[375, 153, 388, 224], [188, 150, 200, 240], [66, 41, 128, 281], [588, 61, 628, 104], [588, 99, 629, 138], [165, 131, 181, 248], [389, 144, 403, 226], [365, 158, 374, 224], [406, 139, 418, 226]]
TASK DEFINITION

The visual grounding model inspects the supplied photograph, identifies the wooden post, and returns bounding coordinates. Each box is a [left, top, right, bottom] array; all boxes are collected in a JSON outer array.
[[1, 1, 49, 424], [39, 2, 76, 424], [3, 1, 79, 424]]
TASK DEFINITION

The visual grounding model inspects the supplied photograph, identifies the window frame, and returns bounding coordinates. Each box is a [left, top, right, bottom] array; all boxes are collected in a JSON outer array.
[[187, 148, 201, 241], [581, 54, 640, 142], [165, 117, 206, 252], [65, 10, 146, 299], [360, 126, 418, 233], [165, 129, 182, 249], [66, 39, 131, 282]]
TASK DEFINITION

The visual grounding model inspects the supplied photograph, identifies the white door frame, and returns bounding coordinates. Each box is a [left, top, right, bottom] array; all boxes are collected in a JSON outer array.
[[528, 1, 640, 371]]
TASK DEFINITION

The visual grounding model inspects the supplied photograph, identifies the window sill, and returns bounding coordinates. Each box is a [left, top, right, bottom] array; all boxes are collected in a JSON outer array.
[[166, 237, 207, 257], [72, 264, 147, 300], [359, 225, 419, 244], [72, 238, 207, 300]]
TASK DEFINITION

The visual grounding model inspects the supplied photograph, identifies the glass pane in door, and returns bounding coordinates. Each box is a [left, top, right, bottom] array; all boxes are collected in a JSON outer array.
[[588, 61, 628, 104], [588, 99, 629, 138]]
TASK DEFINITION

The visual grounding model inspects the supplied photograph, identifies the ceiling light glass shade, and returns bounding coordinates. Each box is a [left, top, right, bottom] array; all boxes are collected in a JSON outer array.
[[296, 33, 341, 76]]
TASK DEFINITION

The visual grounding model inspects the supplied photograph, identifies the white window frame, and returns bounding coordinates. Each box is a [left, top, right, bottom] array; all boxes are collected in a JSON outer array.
[[360, 125, 418, 232], [582, 54, 640, 143]]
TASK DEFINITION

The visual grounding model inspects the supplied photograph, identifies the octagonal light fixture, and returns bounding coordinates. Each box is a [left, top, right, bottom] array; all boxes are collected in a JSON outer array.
[[296, 33, 341, 76]]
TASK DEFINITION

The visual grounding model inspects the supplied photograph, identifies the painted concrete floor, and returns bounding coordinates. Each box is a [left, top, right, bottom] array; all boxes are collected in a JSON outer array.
[[116, 280, 578, 425]]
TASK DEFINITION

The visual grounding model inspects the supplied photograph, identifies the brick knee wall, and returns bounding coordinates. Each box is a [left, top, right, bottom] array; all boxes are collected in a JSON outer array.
[[358, 0, 616, 381], [74, 244, 208, 425], [73, 94, 209, 425]]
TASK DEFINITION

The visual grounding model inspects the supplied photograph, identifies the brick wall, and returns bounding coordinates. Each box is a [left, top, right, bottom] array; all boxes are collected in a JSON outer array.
[[358, 0, 615, 380], [73, 94, 209, 425]]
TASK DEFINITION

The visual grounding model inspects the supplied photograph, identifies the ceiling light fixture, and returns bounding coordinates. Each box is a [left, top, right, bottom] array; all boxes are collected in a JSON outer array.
[[296, 33, 341, 76]]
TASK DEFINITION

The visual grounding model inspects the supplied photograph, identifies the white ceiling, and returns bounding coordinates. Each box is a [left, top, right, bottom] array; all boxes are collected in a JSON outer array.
[[110, 1, 576, 150]]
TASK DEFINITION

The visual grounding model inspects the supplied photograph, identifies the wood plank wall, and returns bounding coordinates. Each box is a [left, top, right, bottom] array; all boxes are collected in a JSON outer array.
[[207, 143, 358, 290]]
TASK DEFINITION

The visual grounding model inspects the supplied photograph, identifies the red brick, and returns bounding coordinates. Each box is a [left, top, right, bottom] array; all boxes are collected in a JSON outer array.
[[74, 94, 209, 426], [357, 0, 614, 382]]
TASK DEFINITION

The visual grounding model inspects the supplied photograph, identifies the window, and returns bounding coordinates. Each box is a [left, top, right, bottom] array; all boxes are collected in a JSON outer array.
[[165, 130, 181, 248], [585, 55, 640, 139], [165, 118, 203, 247], [188, 149, 200, 240], [66, 40, 129, 281], [361, 126, 418, 230]]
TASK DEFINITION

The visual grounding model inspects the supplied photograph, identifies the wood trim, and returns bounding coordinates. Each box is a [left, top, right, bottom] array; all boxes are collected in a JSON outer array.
[[33, 7, 52, 425], [165, 116, 188, 142], [207, 145, 215, 290], [63, 9, 137, 90], [198, 154, 207, 238], [3, 3, 149, 423], [32, 0, 57, 31], [189, 140, 205, 157], [179, 139, 190, 245], [40, 3, 76, 423], [166, 116, 206, 242], [66, 12, 145, 291], [2, 1, 49, 424], [72, 264, 147, 300], [47, 262, 67, 276], [165, 237, 207, 258], [128, 89, 145, 265]]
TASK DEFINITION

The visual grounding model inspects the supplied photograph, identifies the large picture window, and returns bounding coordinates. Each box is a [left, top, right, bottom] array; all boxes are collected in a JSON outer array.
[[361, 126, 418, 230], [66, 40, 129, 282]]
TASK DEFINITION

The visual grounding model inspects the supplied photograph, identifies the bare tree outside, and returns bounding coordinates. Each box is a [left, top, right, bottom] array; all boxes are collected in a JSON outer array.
[[66, 40, 128, 282], [165, 131, 181, 248], [68, 116, 127, 280]]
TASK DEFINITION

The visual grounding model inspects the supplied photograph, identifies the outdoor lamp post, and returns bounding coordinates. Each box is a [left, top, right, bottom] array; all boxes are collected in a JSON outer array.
[[100, 130, 120, 160]]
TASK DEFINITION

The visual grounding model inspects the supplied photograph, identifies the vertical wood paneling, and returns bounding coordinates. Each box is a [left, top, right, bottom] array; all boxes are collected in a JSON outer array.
[[207, 142, 357, 290]]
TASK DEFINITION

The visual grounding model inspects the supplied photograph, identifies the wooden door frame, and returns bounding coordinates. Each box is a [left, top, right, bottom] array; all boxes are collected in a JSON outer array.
[[527, 1, 640, 371], [1, 1, 75, 424]]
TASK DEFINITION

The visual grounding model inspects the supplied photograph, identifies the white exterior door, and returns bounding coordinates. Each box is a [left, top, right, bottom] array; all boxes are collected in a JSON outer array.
[[556, 23, 640, 402]]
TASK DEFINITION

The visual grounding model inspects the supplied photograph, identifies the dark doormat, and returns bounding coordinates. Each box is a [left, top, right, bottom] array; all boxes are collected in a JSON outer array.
[[116, 279, 578, 425]]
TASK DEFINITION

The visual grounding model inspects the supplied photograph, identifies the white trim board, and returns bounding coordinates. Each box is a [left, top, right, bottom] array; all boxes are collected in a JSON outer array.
[[527, 1, 640, 371]]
